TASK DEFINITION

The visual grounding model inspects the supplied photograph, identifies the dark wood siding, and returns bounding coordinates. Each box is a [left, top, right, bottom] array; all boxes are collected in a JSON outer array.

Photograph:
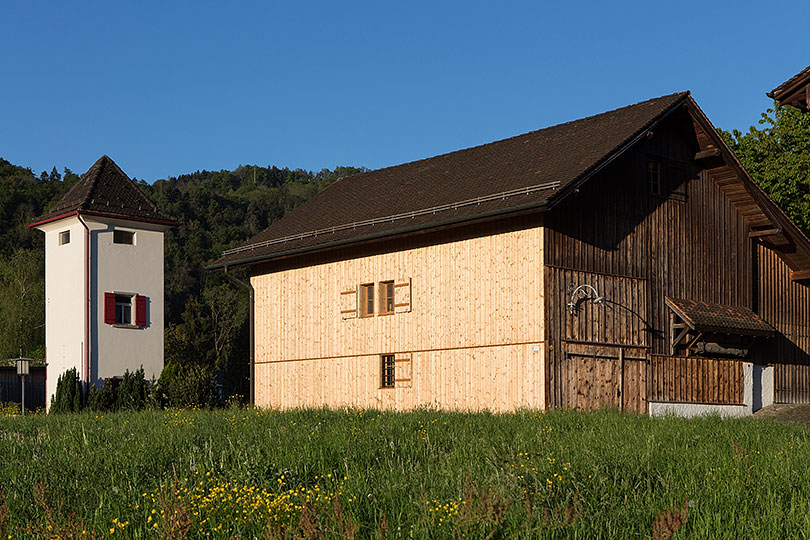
[[648, 355, 743, 405], [545, 110, 754, 409], [0, 366, 46, 411], [756, 244, 810, 402]]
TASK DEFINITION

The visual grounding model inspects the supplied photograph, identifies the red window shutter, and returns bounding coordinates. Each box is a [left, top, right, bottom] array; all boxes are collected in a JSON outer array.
[[104, 293, 116, 324], [135, 295, 147, 327]]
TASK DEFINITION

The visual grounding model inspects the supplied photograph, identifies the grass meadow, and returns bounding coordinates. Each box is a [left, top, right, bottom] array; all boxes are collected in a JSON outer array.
[[0, 407, 808, 539]]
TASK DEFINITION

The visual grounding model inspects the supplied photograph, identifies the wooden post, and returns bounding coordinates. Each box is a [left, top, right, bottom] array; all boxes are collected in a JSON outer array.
[[619, 348, 625, 412]]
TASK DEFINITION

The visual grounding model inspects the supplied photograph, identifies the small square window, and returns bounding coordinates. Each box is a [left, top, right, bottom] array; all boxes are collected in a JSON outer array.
[[115, 294, 132, 325], [113, 230, 134, 245], [379, 281, 394, 315], [647, 160, 662, 195], [58, 230, 70, 245], [360, 283, 374, 317], [381, 354, 395, 388]]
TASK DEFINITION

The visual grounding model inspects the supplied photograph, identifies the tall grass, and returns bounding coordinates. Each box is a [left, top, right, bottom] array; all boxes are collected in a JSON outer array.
[[0, 407, 807, 538]]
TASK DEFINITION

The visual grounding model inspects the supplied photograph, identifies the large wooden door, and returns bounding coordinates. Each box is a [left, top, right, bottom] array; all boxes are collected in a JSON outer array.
[[564, 343, 648, 413]]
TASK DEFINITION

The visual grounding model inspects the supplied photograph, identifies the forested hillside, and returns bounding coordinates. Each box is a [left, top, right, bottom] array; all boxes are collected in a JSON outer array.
[[0, 158, 365, 402]]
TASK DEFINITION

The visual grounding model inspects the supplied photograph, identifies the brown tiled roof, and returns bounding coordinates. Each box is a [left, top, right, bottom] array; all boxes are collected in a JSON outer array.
[[211, 91, 689, 268], [665, 297, 775, 337], [31, 155, 178, 226], [768, 65, 810, 102]]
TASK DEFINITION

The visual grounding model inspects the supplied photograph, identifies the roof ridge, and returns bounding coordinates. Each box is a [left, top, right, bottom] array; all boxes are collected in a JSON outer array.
[[329, 91, 690, 187]]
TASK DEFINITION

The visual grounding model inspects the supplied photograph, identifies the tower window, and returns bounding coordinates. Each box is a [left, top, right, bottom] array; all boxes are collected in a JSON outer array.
[[115, 295, 132, 325], [113, 230, 134, 245], [58, 230, 70, 245]]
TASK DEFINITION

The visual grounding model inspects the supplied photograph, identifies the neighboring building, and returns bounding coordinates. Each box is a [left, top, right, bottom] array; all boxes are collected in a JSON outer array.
[[30, 156, 178, 406], [211, 91, 810, 416], [768, 65, 810, 111]]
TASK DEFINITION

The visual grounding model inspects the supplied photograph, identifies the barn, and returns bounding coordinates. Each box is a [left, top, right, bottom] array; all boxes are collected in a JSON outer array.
[[210, 91, 810, 416]]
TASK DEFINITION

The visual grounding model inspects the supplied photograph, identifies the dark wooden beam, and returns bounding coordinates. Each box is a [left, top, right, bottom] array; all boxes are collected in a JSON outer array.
[[694, 148, 721, 160], [749, 228, 782, 238], [790, 269, 810, 281]]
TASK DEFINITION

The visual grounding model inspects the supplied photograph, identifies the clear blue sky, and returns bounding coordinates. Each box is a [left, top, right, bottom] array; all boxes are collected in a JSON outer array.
[[1, 1, 808, 182]]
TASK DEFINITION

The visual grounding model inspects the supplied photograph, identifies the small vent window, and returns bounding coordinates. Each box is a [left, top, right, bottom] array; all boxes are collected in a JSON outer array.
[[647, 160, 662, 195], [58, 231, 70, 245], [113, 230, 134, 245]]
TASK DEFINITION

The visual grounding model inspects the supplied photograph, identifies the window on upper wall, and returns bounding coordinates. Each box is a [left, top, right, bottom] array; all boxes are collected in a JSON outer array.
[[379, 281, 394, 315], [58, 230, 70, 245], [380, 354, 395, 388], [113, 230, 134, 245], [647, 159, 662, 195], [359, 283, 374, 317]]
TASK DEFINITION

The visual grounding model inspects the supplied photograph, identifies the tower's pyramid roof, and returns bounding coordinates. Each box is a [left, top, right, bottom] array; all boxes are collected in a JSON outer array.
[[32, 155, 177, 225]]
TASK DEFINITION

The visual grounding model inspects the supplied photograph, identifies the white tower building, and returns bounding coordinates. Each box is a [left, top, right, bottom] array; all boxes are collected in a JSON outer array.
[[30, 156, 178, 406]]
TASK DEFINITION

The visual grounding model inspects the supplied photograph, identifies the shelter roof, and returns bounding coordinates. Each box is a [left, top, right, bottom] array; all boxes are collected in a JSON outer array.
[[665, 297, 776, 337]]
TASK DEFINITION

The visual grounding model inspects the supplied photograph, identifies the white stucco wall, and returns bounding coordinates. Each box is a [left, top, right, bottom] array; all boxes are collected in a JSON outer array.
[[37, 214, 168, 406], [88, 216, 166, 384], [37, 216, 86, 407]]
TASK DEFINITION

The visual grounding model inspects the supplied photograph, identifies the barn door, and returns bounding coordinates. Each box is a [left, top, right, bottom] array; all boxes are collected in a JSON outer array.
[[564, 343, 648, 413]]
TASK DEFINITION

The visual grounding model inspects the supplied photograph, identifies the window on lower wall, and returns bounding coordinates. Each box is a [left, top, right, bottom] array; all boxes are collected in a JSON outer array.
[[381, 354, 395, 388]]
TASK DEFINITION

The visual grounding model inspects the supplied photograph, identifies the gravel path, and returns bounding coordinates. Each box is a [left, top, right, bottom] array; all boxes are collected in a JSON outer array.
[[754, 404, 810, 426]]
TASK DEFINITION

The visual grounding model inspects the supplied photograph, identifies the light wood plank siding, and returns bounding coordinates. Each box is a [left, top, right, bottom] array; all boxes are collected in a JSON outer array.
[[251, 216, 545, 411]]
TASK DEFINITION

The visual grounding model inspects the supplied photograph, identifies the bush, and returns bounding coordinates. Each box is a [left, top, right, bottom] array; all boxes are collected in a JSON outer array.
[[116, 368, 148, 411], [50, 368, 83, 413], [159, 363, 216, 408]]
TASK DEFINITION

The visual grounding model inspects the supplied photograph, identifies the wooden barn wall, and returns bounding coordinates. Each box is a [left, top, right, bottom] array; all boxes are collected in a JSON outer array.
[[251, 215, 545, 412], [755, 244, 810, 403], [544, 111, 753, 409], [648, 355, 743, 405]]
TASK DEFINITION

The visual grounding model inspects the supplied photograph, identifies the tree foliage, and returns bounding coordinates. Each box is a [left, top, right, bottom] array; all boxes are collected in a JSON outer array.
[[721, 102, 810, 236]]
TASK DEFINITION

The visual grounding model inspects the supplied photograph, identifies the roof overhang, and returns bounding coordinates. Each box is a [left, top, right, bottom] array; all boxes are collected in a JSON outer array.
[[767, 66, 810, 112], [207, 201, 548, 270], [29, 210, 180, 229]]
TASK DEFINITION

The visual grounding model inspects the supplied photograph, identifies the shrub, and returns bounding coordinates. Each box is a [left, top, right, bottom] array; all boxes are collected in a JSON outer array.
[[116, 368, 148, 411], [160, 363, 216, 408], [50, 368, 83, 413]]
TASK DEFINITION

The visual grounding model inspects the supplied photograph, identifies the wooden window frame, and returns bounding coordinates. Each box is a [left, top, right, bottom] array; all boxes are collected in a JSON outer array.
[[380, 354, 395, 388], [379, 280, 395, 315], [359, 283, 374, 317]]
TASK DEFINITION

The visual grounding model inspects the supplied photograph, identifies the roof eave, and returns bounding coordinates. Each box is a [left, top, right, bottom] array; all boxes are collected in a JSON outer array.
[[207, 200, 549, 270], [28, 209, 180, 229]]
